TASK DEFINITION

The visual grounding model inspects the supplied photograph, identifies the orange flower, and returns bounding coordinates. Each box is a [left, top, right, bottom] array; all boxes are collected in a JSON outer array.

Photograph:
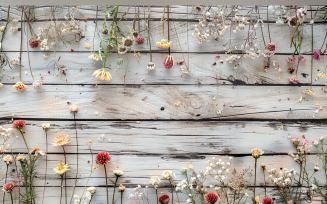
[[261, 163, 266, 170], [51, 135, 71, 146], [13, 81, 26, 91]]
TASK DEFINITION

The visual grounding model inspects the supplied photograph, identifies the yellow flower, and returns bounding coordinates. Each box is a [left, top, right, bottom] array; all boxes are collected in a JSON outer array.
[[306, 89, 314, 95], [156, 38, 172, 48], [189, 164, 194, 170], [85, 43, 91, 49], [255, 196, 259, 203], [318, 72, 327, 78], [54, 161, 70, 175], [92, 69, 112, 81]]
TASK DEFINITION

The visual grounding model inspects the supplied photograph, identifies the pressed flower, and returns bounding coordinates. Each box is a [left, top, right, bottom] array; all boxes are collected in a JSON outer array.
[[95, 152, 111, 166], [42, 123, 50, 131], [16, 154, 26, 161], [54, 161, 70, 175], [51, 135, 71, 146], [13, 81, 26, 91], [2, 182, 14, 193], [262, 196, 274, 204], [164, 55, 174, 69], [29, 38, 39, 48], [88, 54, 100, 61], [206, 192, 218, 204], [3, 155, 12, 164], [70, 104, 78, 112], [12, 120, 25, 129], [113, 170, 123, 177], [122, 37, 134, 47], [33, 80, 42, 89], [251, 148, 263, 158], [117, 45, 128, 55], [313, 50, 321, 60], [118, 184, 125, 192], [162, 170, 172, 179], [159, 194, 170, 204], [147, 62, 155, 70], [135, 35, 144, 44], [93, 69, 112, 81], [288, 76, 299, 84], [116, 57, 124, 65], [156, 38, 172, 48]]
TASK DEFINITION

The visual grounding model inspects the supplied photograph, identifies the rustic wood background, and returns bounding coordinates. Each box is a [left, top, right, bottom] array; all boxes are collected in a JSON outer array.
[[0, 5, 327, 203]]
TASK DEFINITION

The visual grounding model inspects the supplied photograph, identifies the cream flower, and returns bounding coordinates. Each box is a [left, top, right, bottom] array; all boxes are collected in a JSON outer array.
[[251, 148, 264, 158], [88, 54, 100, 61], [113, 170, 124, 177], [93, 69, 112, 81], [189, 164, 194, 169], [87, 187, 96, 194], [162, 170, 172, 179], [149, 176, 161, 187], [42, 123, 50, 131], [33, 80, 42, 89], [54, 161, 70, 175], [3, 155, 12, 164], [0, 82, 3, 88], [16, 154, 26, 161], [70, 105, 78, 112]]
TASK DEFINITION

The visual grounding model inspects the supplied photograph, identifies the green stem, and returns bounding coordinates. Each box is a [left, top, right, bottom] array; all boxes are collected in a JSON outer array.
[[9, 192, 13, 204], [20, 161, 29, 202], [112, 176, 119, 204], [3, 164, 8, 203], [185, 171, 195, 204]]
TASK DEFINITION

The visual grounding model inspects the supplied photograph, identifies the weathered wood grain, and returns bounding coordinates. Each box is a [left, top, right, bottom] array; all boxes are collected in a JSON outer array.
[[0, 84, 326, 120], [0, 120, 325, 155], [0, 20, 326, 54], [1, 53, 326, 85]]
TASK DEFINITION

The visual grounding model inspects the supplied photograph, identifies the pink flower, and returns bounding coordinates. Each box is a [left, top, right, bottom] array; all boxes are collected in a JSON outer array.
[[266, 43, 277, 54], [2, 182, 14, 193], [164, 55, 174, 69], [29, 38, 39, 48], [95, 152, 111, 166], [206, 192, 219, 204], [299, 56, 306, 62], [291, 137, 300, 143], [135, 35, 145, 44], [262, 197, 274, 204], [286, 56, 298, 63], [302, 139, 308, 144], [288, 76, 299, 84], [313, 50, 321, 60], [12, 120, 25, 129]]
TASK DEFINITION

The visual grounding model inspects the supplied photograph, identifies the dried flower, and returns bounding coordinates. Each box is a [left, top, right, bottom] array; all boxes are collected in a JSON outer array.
[[95, 152, 111, 166], [306, 89, 314, 95], [116, 57, 124, 65], [33, 80, 42, 89], [3, 155, 12, 164], [51, 135, 71, 146], [164, 55, 174, 69], [93, 69, 112, 81], [0, 82, 3, 88], [288, 68, 295, 74], [313, 50, 321, 60], [189, 164, 194, 169], [118, 184, 125, 192], [314, 165, 319, 172], [286, 56, 298, 63], [156, 38, 172, 48], [122, 37, 134, 47], [114, 170, 124, 177], [318, 72, 327, 78], [54, 161, 70, 175], [261, 163, 266, 170], [299, 56, 306, 62], [118, 45, 128, 55], [251, 148, 263, 158], [88, 187, 96, 194], [2, 182, 14, 193], [206, 192, 218, 204], [70, 105, 78, 112], [291, 137, 300, 147], [42, 124, 50, 131], [29, 147, 46, 156], [255, 196, 259, 203], [288, 76, 299, 84], [266, 43, 277, 54], [162, 170, 172, 179], [147, 62, 155, 70], [16, 154, 26, 161], [149, 176, 161, 188], [12, 120, 25, 129], [262, 196, 274, 204], [288, 16, 298, 27], [159, 194, 170, 204], [312, 141, 319, 147], [13, 81, 26, 91], [29, 38, 39, 48], [135, 35, 144, 44], [85, 43, 91, 49], [88, 54, 100, 61]]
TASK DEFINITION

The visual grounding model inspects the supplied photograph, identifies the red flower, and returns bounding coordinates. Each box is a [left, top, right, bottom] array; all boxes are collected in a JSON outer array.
[[29, 38, 39, 48], [12, 120, 25, 129], [206, 192, 218, 204], [262, 197, 274, 204], [2, 182, 15, 192], [95, 152, 111, 166], [135, 35, 145, 44], [159, 194, 170, 204], [164, 55, 174, 69], [288, 67, 295, 74]]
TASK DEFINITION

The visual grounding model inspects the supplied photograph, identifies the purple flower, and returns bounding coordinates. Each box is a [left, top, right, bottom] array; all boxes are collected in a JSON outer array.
[[313, 50, 321, 60]]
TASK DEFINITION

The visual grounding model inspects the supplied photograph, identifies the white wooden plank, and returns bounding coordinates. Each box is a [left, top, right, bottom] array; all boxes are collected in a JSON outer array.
[[1, 53, 326, 85], [1, 120, 326, 155], [0, 84, 326, 120]]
